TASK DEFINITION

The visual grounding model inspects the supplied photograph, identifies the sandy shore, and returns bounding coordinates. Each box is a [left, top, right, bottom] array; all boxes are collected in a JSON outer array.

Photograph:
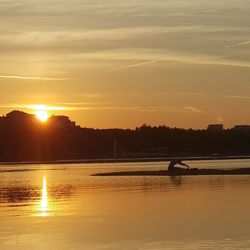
[[93, 168, 250, 176]]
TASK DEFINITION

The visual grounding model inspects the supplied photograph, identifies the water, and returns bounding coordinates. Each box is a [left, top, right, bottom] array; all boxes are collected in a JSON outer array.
[[0, 160, 250, 249]]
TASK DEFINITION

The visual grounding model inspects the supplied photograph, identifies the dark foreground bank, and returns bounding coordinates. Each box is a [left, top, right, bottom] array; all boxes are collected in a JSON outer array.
[[2, 155, 250, 165], [93, 168, 250, 176], [3, 111, 250, 162]]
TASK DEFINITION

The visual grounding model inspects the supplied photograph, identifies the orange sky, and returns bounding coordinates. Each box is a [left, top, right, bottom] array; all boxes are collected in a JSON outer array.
[[1, 0, 250, 129]]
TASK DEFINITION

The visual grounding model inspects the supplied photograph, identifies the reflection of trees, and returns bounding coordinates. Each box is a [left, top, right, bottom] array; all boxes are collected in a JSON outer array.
[[1, 185, 76, 204], [4, 186, 39, 203], [50, 185, 75, 200]]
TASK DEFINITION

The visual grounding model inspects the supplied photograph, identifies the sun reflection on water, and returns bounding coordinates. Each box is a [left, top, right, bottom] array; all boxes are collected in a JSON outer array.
[[39, 176, 49, 217]]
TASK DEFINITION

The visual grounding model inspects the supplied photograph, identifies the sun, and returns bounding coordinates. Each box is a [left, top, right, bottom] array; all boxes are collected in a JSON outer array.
[[36, 110, 49, 122]]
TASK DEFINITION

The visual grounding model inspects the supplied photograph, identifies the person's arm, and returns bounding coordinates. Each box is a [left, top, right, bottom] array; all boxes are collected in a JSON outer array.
[[179, 162, 190, 169]]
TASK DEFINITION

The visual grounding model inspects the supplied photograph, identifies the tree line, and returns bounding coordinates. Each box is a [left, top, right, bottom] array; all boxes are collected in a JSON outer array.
[[0, 112, 250, 162]]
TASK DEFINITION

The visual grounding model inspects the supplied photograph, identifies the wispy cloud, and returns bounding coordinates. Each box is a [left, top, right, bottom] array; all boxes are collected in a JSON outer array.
[[0, 103, 203, 114], [0, 75, 69, 81], [157, 91, 207, 97], [182, 106, 203, 113], [225, 40, 250, 49], [175, 92, 207, 96], [56, 105, 204, 113], [23, 104, 66, 111], [106, 60, 157, 72], [0, 26, 235, 47], [74, 48, 250, 69], [217, 115, 224, 123], [225, 95, 250, 100], [0, 104, 70, 111], [77, 93, 102, 98]]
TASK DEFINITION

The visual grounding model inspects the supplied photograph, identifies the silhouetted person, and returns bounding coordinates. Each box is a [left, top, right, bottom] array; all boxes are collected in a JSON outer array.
[[168, 159, 189, 171]]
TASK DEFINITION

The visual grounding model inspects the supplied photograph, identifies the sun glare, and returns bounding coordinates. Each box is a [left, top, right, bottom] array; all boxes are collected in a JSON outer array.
[[36, 110, 49, 122], [40, 176, 48, 217]]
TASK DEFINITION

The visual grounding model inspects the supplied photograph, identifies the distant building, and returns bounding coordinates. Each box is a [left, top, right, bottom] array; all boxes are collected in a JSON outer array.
[[48, 115, 76, 129], [5, 110, 36, 125], [207, 124, 224, 132], [6, 110, 34, 120], [233, 125, 250, 132]]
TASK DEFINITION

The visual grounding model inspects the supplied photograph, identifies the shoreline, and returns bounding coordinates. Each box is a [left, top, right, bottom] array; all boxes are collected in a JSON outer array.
[[1, 155, 250, 165], [93, 168, 250, 177]]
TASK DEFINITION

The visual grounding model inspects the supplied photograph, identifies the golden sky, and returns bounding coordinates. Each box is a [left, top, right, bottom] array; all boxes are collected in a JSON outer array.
[[1, 0, 250, 129]]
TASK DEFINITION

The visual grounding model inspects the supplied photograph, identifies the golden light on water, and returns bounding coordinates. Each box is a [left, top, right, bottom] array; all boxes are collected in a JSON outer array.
[[40, 176, 49, 216]]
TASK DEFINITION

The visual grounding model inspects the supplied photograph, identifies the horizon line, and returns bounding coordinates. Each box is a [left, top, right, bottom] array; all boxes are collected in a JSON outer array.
[[0, 109, 249, 131]]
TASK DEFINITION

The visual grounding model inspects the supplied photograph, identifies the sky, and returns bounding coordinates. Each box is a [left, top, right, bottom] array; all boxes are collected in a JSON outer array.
[[0, 0, 250, 129]]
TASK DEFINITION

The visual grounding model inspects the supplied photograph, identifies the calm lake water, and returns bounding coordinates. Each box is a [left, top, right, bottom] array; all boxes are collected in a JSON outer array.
[[0, 160, 250, 250]]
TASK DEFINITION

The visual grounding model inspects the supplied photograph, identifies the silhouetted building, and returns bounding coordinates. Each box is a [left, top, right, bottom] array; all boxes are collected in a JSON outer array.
[[48, 115, 76, 129], [233, 125, 250, 132], [4, 110, 37, 126], [207, 124, 223, 132], [2, 110, 250, 162], [6, 110, 34, 120]]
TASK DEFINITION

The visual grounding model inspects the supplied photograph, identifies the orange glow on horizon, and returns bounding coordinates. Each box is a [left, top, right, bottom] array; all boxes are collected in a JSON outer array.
[[36, 110, 49, 122], [30, 104, 50, 122]]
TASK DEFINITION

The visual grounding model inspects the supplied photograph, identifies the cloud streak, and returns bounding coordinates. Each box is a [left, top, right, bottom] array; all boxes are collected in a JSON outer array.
[[225, 95, 250, 100], [217, 115, 224, 123], [0, 103, 203, 114], [225, 40, 250, 48], [157, 91, 207, 97], [0, 26, 244, 49], [0, 75, 69, 81], [106, 60, 157, 72], [75, 48, 250, 69]]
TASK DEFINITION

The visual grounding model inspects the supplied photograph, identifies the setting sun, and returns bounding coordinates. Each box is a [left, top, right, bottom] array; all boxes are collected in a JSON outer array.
[[36, 110, 49, 122]]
